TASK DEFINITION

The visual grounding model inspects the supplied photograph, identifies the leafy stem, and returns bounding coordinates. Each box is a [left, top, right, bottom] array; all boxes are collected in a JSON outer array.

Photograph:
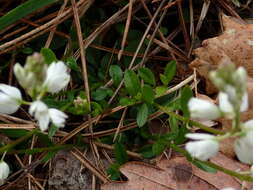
[[155, 103, 225, 135]]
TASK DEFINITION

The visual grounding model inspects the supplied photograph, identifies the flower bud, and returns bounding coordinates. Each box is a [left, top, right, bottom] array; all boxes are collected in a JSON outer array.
[[43, 61, 70, 93], [209, 71, 225, 90], [185, 133, 219, 161], [218, 92, 234, 118], [234, 120, 253, 164], [14, 63, 36, 90], [188, 98, 221, 120], [234, 66, 247, 88]]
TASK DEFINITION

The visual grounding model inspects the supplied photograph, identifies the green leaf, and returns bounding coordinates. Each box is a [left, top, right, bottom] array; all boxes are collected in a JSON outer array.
[[193, 160, 217, 173], [169, 116, 179, 137], [36, 132, 53, 146], [137, 103, 149, 127], [155, 86, 167, 96], [41, 151, 58, 162], [119, 97, 136, 106], [0, 0, 57, 31], [138, 67, 156, 86], [107, 163, 121, 180], [48, 125, 58, 138], [91, 88, 108, 101], [90, 102, 103, 117], [40, 48, 57, 65], [22, 47, 33, 54], [140, 144, 155, 158], [160, 74, 169, 86], [174, 124, 189, 145], [0, 129, 28, 138], [124, 70, 141, 96], [161, 60, 177, 85], [114, 142, 128, 165], [66, 57, 80, 72], [152, 139, 167, 155], [109, 65, 123, 86], [142, 85, 155, 104], [180, 85, 193, 117]]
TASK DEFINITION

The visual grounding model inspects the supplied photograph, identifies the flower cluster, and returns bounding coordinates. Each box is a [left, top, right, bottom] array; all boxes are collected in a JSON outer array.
[[186, 64, 253, 165], [0, 53, 70, 132]]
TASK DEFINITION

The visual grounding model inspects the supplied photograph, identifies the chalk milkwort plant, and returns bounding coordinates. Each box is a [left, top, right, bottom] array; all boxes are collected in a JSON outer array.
[[0, 48, 253, 184], [114, 61, 253, 181]]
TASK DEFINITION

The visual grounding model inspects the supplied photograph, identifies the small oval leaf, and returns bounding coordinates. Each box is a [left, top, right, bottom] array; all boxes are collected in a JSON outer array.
[[124, 70, 141, 96], [109, 65, 123, 86], [138, 67, 156, 86], [142, 85, 155, 104], [137, 103, 149, 127]]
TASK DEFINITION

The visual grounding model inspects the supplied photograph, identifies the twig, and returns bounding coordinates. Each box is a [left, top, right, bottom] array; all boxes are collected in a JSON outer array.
[[71, 148, 110, 183], [118, 0, 134, 60]]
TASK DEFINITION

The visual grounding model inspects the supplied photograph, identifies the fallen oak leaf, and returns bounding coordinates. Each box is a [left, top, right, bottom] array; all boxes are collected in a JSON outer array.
[[102, 153, 253, 190], [190, 14, 253, 94]]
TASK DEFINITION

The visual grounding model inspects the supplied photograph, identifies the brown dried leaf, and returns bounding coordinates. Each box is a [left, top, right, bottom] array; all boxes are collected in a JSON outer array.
[[102, 153, 252, 190], [190, 15, 253, 93]]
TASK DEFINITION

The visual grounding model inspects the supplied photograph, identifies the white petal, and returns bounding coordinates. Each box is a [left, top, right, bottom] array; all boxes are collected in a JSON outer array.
[[188, 98, 220, 120], [49, 108, 67, 128], [0, 84, 21, 100], [185, 133, 215, 140], [221, 188, 235, 190], [29, 101, 50, 131], [0, 161, 9, 181], [234, 138, 253, 164], [250, 165, 253, 178], [44, 61, 70, 93], [235, 66, 247, 85], [14, 63, 25, 83], [243, 119, 253, 129], [224, 85, 237, 103], [38, 114, 50, 131], [240, 92, 248, 112], [0, 84, 22, 114], [218, 92, 234, 117], [185, 140, 219, 161]]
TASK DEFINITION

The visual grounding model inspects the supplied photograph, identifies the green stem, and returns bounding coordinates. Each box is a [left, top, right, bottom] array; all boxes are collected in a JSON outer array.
[[0, 151, 6, 162], [156, 104, 225, 135], [0, 129, 38, 154], [170, 144, 253, 182]]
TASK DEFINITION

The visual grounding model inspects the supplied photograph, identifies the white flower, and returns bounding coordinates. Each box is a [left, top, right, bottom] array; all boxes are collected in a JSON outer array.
[[43, 61, 70, 93], [48, 109, 68, 128], [29, 101, 50, 131], [218, 91, 248, 118], [0, 161, 10, 185], [185, 133, 219, 161], [188, 98, 221, 120], [234, 120, 253, 164], [0, 84, 22, 114], [223, 85, 237, 103], [234, 66, 247, 86], [29, 101, 67, 131], [221, 188, 235, 190], [218, 92, 234, 118], [234, 139, 253, 164], [240, 92, 249, 112]]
